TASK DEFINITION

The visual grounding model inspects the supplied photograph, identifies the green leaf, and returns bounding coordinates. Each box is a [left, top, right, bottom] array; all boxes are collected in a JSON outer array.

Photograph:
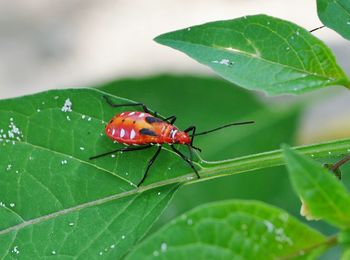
[[126, 200, 327, 259], [0, 89, 185, 258], [98, 75, 303, 225], [283, 146, 350, 229], [155, 15, 349, 95], [341, 248, 350, 260], [317, 0, 350, 41]]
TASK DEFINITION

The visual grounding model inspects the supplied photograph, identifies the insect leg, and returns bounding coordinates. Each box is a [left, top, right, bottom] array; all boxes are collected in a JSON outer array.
[[103, 95, 151, 113], [164, 115, 177, 124], [89, 145, 152, 160], [183, 126, 201, 152], [137, 145, 162, 187], [330, 154, 350, 172], [170, 145, 200, 179]]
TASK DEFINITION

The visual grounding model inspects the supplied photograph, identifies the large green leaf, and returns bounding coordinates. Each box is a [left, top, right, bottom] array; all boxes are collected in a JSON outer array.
[[283, 146, 350, 229], [0, 89, 186, 258], [317, 0, 350, 41], [155, 15, 349, 95], [126, 200, 327, 259]]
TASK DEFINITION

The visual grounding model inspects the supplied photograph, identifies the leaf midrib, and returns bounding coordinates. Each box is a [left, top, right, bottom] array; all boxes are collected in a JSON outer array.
[[159, 38, 341, 81]]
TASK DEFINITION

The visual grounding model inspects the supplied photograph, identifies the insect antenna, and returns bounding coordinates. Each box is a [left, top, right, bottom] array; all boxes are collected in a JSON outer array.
[[189, 120, 255, 137], [309, 25, 325, 33]]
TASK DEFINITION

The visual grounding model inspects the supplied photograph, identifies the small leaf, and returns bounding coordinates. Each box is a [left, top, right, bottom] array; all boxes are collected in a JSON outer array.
[[283, 146, 350, 229], [317, 0, 350, 41], [126, 200, 326, 259], [155, 15, 349, 95]]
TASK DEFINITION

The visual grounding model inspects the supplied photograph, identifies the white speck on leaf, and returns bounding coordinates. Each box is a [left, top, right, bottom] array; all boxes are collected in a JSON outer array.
[[37, 109, 41, 112], [66, 116, 71, 121], [275, 228, 293, 245], [263, 220, 274, 233], [52, 251, 56, 255], [69, 222, 74, 226], [88, 117, 92, 121], [110, 244, 115, 249], [157, 192, 161, 196], [61, 98, 73, 112], [187, 219, 193, 225], [161, 242, 167, 252], [9, 203, 15, 208], [80, 147, 85, 151], [153, 251, 159, 256], [121, 235, 126, 239], [12, 246, 19, 255], [61, 160, 68, 165], [212, 59, 233, 66]]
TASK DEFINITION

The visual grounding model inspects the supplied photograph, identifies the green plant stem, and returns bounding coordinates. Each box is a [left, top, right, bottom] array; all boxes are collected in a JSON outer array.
[[278, 235, 338, 260], [139, 138, 350, 191]]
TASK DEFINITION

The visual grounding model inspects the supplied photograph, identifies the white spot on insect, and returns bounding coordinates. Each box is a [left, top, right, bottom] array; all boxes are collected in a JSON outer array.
[[139, 113, 145, 117], [12, 246, 19, 255], [161, 242, 167, 252], [9, 203, 15, 208], [212, 59, 233, 66], [130, 129, 136, 139], [129, 112, 135, 116], [171, 130, 178, 139], [120, 129, 126, 138], [80, 147, 85, 151], [112, 129, 116, 136], [61, 98, 72, 112], [120, 112, 125, 116]]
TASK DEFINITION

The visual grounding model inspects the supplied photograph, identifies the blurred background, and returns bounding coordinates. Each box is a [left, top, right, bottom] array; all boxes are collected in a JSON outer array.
[[1, 0, 349, 258], [0, 0, 349, 142]]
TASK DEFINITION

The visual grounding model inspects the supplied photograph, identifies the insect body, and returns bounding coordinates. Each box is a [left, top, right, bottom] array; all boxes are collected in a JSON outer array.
[[90, 95, 254, 187], [106, 111, 190, 146]]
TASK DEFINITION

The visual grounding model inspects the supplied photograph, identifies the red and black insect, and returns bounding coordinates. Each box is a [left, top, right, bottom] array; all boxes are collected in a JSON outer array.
[[90, 95, 254, 187]]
